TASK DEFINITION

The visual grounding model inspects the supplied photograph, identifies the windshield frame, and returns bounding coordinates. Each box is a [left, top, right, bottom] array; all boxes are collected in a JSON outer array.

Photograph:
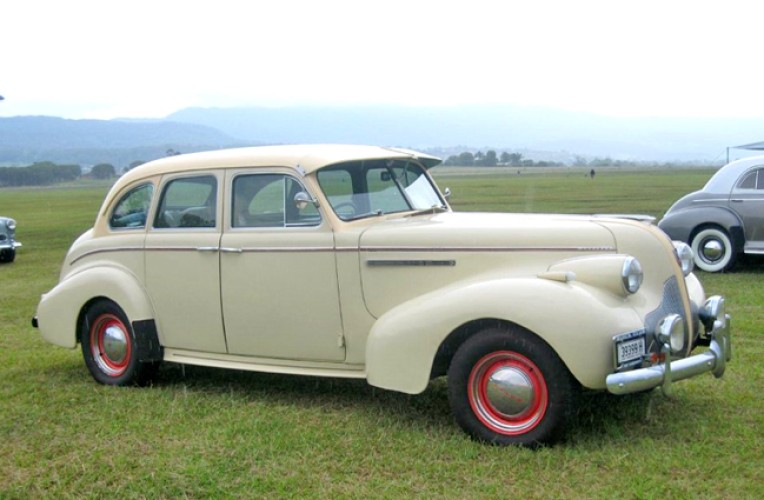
[[316, 158, 447, 221]]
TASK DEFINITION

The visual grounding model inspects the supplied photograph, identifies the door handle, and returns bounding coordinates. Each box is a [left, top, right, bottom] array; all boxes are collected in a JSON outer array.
[[730, 199, 744, 203], [220, 247, 243, 253], [196, 246, 219, 252]]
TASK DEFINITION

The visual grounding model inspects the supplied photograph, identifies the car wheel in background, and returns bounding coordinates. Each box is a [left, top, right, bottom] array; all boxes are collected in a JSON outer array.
[[447, 326, 577, 447], [691, 226, 736, 272]]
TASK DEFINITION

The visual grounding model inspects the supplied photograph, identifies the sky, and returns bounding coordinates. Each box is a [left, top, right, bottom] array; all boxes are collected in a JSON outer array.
[[1, 0, 762, 120]]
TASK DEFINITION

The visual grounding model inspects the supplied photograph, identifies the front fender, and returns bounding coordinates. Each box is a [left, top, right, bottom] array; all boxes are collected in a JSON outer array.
[[36, 265, 155, 348], [365, 277, 644, 394], [658, 206, 742, 243]]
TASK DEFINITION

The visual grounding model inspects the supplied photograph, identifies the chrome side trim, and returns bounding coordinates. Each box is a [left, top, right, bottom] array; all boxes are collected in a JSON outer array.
[[367, 259, 456, 267], [361, 246, 616, 253], [70, 243, 615, 265], [69, 246, 144, 265]]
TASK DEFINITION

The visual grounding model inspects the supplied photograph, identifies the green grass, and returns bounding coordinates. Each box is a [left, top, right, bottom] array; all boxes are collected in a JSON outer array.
[[2, 169, 763, 497]]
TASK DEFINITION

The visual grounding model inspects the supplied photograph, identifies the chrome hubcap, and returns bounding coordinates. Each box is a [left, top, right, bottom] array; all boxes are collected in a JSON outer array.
[[702, 240, 724, 261], [484, 367, 534, 417], [468, 351, 548, 435], [102, 325, 128, 363]]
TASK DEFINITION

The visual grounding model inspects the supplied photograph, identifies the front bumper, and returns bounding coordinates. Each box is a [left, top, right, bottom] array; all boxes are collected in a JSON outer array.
[[606, 295, 731, 395]]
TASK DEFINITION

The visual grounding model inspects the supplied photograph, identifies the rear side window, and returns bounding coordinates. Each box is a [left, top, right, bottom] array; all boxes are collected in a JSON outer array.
[[109, 183, 154, 229], [154, 176, 217, 228], [736, 168, 763, 190]]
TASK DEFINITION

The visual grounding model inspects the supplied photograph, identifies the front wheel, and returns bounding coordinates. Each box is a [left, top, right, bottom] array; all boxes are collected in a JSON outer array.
[[80, 301, 158, 386], [0, 248, 15, 263], [691, 226, 736, 272], [447, 326, 577, 447]]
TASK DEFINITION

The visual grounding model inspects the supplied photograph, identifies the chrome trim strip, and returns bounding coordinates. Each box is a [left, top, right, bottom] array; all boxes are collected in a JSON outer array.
[[361, 246, 616, 253], [70, 243, 615, 265], [367, 259, 456, 267], [239, 246, 334, 253], [69, 246, 144, 265]]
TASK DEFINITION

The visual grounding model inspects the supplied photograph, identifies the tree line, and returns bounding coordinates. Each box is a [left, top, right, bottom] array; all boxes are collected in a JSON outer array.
[[442, 151, 564, 167], [0, 161, 119, 187]]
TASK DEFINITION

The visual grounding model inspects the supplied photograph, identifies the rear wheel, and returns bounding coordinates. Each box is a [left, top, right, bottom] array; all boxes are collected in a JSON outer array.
[[80, 301, 158, 386], [448, 326, 577, 447], [691, 226, 736, 272]]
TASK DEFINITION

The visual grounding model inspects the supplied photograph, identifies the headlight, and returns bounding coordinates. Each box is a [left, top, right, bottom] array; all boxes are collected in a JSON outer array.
[[621, 256, 643, 294], [673, 241, 694, 276], [6, 219, 15, 231]]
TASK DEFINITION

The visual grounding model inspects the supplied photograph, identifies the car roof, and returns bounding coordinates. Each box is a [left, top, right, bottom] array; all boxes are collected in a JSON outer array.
[[119, 144, 441, 185], [704, 155, 764, 192]]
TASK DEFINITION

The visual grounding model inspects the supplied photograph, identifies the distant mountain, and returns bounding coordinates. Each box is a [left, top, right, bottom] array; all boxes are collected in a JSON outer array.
[[167, 104, 764, 162], [0, 116, 244, 167], [3, 106, 764, 167]]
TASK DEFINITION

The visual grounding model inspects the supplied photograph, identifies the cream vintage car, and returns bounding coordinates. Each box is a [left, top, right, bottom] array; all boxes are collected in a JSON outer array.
[[33, 145, 731, 446]]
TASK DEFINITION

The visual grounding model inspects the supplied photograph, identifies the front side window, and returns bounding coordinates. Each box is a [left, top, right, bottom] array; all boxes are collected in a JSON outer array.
[[317, 159, 445, 220], [232, 174, 320, 228], [154, 175, 217, 228], [110, 183, 154, 229]]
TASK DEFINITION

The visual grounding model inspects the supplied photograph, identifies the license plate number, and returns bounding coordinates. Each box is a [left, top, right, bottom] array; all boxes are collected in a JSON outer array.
[[617, 336, 645, 364]]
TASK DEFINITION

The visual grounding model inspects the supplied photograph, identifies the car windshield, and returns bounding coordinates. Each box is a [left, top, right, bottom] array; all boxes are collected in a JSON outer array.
[[317, 159, 445, 221]]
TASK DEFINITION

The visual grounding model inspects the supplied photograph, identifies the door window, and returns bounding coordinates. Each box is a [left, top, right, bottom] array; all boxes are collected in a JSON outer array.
[[154, 175, 217, 228], [232, 174, 320, 228], [109, 183, 154, 229]]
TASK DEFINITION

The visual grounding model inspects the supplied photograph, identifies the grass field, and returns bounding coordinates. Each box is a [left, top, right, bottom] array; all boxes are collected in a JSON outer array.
[[1, 168, 762, 497]]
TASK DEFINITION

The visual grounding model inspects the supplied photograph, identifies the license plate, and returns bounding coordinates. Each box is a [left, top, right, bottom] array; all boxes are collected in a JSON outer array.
[[617, 336, 646, 365]]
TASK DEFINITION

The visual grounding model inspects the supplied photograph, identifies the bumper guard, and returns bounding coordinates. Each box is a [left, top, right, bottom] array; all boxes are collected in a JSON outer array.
[[606, 295, 731, 396]]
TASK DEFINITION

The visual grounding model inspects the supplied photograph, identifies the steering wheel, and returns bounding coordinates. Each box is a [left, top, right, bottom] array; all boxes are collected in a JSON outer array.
[[333, 202, 356, 218]]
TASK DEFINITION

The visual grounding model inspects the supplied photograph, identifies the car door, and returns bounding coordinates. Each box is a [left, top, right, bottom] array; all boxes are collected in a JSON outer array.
[[144, 172, 227, 353], [730, 167, 764, 252], [219, 170, 345, 361]]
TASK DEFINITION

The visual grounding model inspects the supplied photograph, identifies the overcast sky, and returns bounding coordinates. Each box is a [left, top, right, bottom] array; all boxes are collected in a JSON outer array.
[[1, 0, 760, 120]]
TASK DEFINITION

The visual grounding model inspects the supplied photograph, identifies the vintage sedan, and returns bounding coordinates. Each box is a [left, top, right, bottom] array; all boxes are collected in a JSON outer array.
[[0, 216, 21, 263], [659, 155, 764, 272], [33, 145, 731, 446]]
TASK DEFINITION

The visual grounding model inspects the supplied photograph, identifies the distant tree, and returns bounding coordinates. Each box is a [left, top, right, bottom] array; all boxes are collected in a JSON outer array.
[[166, 148, 181, 156], [474, 151, 485, 165], [91, 163, 116, 179], [443, 155, 461, 166], [507, 153, 524, 166], [458, 152, 475, 166], [500, 152, 511, 165], [483, 150, 498, 167], [573, 155, 588, 167]]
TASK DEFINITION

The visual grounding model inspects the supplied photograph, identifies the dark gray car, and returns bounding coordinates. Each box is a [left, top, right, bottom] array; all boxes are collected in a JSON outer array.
[[659, 156, 764, 272], [0, 216, 21, 263]]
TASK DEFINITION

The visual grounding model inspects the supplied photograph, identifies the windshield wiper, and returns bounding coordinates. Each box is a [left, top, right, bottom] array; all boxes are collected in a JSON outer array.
[[349, 209, 385, 220], [406, 205, 449, 217]]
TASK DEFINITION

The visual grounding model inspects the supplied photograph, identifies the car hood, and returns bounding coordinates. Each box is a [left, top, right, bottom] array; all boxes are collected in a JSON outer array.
[[358, 211, 617, 251], [356, 212, 622, 318]]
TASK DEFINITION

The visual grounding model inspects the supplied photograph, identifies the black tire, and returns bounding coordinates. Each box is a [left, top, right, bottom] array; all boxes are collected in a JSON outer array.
[[690, 226, 736, 272], [447, 326, 577, 447], [80, 300, 159, 386], [0, 248, 15, 263]]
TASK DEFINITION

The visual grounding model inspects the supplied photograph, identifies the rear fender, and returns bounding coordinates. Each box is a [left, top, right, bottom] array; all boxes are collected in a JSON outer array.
[[36, 265, 155, 348], [659, 206, 742, 244]]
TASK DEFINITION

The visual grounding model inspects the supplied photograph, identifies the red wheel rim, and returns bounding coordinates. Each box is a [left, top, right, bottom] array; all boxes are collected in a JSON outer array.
[[90, 313, 131, 377], [467, 351, 548, 435]]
